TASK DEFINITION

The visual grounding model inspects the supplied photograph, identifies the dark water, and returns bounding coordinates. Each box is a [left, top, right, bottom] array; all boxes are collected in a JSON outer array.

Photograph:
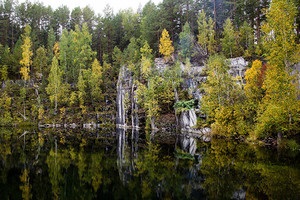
[[0, 127, 299, 200]]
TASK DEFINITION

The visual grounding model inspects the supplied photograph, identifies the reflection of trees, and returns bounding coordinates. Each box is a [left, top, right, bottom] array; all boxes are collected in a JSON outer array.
[[46, 137, 105, 199], [77, 143, 104, 192], [135, 141, 194, 199], [201, 139, 300, 199], [46, 148, 71, 199], [19, 169, 32, 200], [201, 139, 243, 199]]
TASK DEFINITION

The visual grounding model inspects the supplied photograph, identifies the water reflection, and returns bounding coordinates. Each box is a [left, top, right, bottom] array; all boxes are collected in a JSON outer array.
[[0, 128, 299, 199], [117, 128, 138, 185], [178, 133, 197, 155], [201, 139, 300, 199]]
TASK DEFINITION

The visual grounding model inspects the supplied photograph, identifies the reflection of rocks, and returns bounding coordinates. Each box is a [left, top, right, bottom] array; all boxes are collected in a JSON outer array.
[[233, 189, 246, 200], [116, 66, 127, 127], [180, 134, 197, 155], [116, 128, 139, 185]]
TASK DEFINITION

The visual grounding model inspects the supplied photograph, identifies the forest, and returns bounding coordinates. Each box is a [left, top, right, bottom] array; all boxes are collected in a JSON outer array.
[[0, 0, 300, 143]]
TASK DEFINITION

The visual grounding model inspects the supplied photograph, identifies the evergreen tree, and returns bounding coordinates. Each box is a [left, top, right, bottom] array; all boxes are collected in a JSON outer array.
[[32, 46, 47, 81], [221, 18, 236, 58], [207, 17, 217, 55], [140, 41, 153, 80], [239, 21, 255, 57], [47, 27, 55, 64], [140, 1, 159, 52], [179, 22, 194, 60], [197, 10, 209, 55]]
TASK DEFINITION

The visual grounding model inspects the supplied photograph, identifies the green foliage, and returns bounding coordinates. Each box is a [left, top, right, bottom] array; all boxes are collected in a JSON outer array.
[[0, 91, 12, 126], [201, 54, 247, 136], [140, 41, 153, 79], [201, 54, 232, 120], [32, 46, 47, 81], [136, 64, 179, 129], [112, 46, 123, 67], [255, 65, 299, 138], [262, 0, 298, 67], [46, 57, 67, 113], [60, 23, 96, 84], [179, 22, 194, 60], [47, 28, 55, 63], [253, 0, 300, 139], [221, 18, 237, 58], [123, 37, 141, 69], [90, 59, 103, 106], [77, 70, 87, 108], [174, 99, 195, 113], [239, 21, 255, 58], [197, 10, 216, 55], [0, 65, 8, 81], [140, 1, 159, 51]]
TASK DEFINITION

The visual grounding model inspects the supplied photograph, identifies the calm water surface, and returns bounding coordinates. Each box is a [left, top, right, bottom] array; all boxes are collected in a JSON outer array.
[[0, 127, 299, 199]]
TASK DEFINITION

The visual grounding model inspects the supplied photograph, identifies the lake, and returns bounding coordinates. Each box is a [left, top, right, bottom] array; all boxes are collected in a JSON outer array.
[[0, 127, 299, 199]]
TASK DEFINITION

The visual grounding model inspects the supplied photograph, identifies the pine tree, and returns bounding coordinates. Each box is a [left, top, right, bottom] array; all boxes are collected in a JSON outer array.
[[221, 18, 236, 58], [207, 17, 217, 55], [140, 41, 153, 79], [197, 10, 209, 55], [20, 25, 33, 81], [47, 27, 55, 64], [159, 29, 174, 62], [239, 21, 255, 57], [32, 47, 47, 81], [179, 22, 194, 60]]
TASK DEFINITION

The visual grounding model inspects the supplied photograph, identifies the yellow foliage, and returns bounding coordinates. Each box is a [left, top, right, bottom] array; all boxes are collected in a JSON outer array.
[[141, 57, 152, 79], [20, 66, 30, 81], [244, 60, 263, 100], [20, 25, 33, 81], [38, 107, 44, 120], [53, 42, 60, 58], [19, 169, 32, 200], [159, 29, 174, 61]]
